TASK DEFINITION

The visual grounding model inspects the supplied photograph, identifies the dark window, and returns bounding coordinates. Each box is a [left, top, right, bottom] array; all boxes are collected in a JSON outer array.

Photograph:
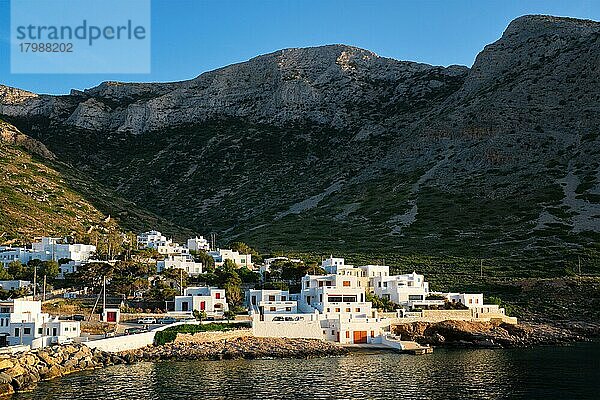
[[408, 295, 423, 301], [23, 327, 31, 335]]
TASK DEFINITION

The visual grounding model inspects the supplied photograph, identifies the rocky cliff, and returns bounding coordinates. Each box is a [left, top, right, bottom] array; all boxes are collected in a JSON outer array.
[[1, 15, 599, 273]]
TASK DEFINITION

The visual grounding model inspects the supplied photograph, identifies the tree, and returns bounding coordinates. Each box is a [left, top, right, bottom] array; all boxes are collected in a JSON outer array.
[[193, 309, 207, 321], [40, 260, 60, 281], [0, 267, 12, 280], [224, 310, 236, 321], [194, 250, 215, 273], [7, 260, 26, 281], [238, 267, 260, 284], [219, 265, 243, 308]]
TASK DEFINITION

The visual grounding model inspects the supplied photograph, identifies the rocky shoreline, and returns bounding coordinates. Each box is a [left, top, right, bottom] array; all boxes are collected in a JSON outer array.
[[0, 337, 347, 396], [393, 320, 597, 348]]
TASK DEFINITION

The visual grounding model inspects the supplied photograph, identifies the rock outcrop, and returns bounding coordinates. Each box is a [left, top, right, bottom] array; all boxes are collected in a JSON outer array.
[[393, 320, 588, 348]]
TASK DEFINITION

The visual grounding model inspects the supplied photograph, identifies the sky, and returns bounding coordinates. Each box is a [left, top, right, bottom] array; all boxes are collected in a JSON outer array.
[[1, 0, 599, 94]]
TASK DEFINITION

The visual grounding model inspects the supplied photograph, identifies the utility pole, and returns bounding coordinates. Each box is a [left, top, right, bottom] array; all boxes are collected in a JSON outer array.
[[180, 269, 184, 295], [102, 275, 106, 321], [42, 275, 47, 302], [480, 259, 483, 278], [33, 265, 37, 300]]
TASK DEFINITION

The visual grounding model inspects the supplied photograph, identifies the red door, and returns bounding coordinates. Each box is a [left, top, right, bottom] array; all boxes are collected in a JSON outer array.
[[353, 331, 368, 344], [200, 301, 206, 310], [107, 312, 117, 322]]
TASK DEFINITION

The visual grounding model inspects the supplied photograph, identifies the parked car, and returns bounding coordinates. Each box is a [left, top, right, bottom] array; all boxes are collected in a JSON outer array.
[[137, 317, 156, 324], [72, 314, 85, 321], [125, 327, 147, 335], [58, 315, 73, 321], [157, 317, 177, 324]]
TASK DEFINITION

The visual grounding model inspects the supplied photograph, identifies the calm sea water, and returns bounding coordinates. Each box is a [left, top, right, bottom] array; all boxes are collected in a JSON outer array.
[[12, 342, 600, 400]]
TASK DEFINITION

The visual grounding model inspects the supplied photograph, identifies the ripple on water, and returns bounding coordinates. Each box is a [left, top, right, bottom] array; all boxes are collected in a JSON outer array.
[[10, 343, 600, 400]]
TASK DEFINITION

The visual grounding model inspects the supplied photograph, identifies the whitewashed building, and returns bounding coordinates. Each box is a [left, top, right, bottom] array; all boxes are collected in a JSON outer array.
[[0, 299, 80, 348], [173, 287, 228, 316], [137, 230, 188, 255], [0, 238, 96, 269], [321, 256, 348, 273], [372, 271, 433, 308], [0, 280, 31, 292], [247, 289, 297, 319], [156, 254, 203, 276], [187, 237, 210, 252], [209, 249, 253, 269]]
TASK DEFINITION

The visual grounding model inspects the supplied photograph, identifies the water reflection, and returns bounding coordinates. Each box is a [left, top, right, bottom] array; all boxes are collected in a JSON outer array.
[[11, 343, 600, 400]]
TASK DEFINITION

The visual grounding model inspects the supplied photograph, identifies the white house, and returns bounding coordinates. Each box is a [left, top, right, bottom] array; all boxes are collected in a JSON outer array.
[[187, 237, 210, 252], [298, 274, 387, 344], [372, 271, 433, 308], [137, 230, 188, 255], [209, 249, 253, 269], [321, 256, 348, 273], [0, 280, 31, 292], [0, 299, 80, 348], [442, 292, 484, 308], [136, 230, 167, 248], [173, 287, 228, 316], [156, 254, 203, 276], [0, 238, 96, 269], [247, 289, 298, 319]]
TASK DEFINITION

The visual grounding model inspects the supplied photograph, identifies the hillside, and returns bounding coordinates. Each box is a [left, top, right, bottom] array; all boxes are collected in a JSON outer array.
[[0, 120, 192, 245], [1, 15, 599, 275]]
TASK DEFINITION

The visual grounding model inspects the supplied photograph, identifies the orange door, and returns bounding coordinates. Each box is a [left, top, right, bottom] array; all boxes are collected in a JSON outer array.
[[353, 331, 368, 344]]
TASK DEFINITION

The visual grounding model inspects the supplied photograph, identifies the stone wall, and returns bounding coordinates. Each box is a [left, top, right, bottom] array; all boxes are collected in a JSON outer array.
[[174, 329, 253, 344], [84, 331, 155, 353], [252, 318, 323, 339]]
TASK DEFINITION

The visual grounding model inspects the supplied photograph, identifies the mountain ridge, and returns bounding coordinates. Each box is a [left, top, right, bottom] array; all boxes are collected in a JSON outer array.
[[1, 15, 600, 274]]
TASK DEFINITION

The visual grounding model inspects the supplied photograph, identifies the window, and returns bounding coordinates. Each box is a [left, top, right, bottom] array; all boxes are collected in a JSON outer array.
[[268, 295, 275, 301], [469, 299, 473, 304], [215, 293, 221, 299], [38, 328, 42, 335], [270, 307, 276, 312], [408, 295, 423, 301], [475, 298, 479, 304], [331, 330, 335, 335], [14, 328, 20, 337], [335, 308, 340, 312], [0, 307, 9, 313], [285, 307, 291, 312], [343, 281, 351, 287], [371, 330, 375, 337], [345, 308, 351, 312], [23, 327, 31, 335], [355, 308, 360, 312], [346, 331, 350, 339], [281, 296, 286, 301], [326, 308, 330, 312]]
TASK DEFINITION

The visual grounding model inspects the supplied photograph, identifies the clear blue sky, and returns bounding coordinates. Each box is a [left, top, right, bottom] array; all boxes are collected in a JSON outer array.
[[1, 0, 599, 94]]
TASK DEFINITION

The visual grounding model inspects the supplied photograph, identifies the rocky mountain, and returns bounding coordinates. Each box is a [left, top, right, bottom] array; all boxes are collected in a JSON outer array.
[[1, 15, 599, 275], [0, 120, 192, 244]]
